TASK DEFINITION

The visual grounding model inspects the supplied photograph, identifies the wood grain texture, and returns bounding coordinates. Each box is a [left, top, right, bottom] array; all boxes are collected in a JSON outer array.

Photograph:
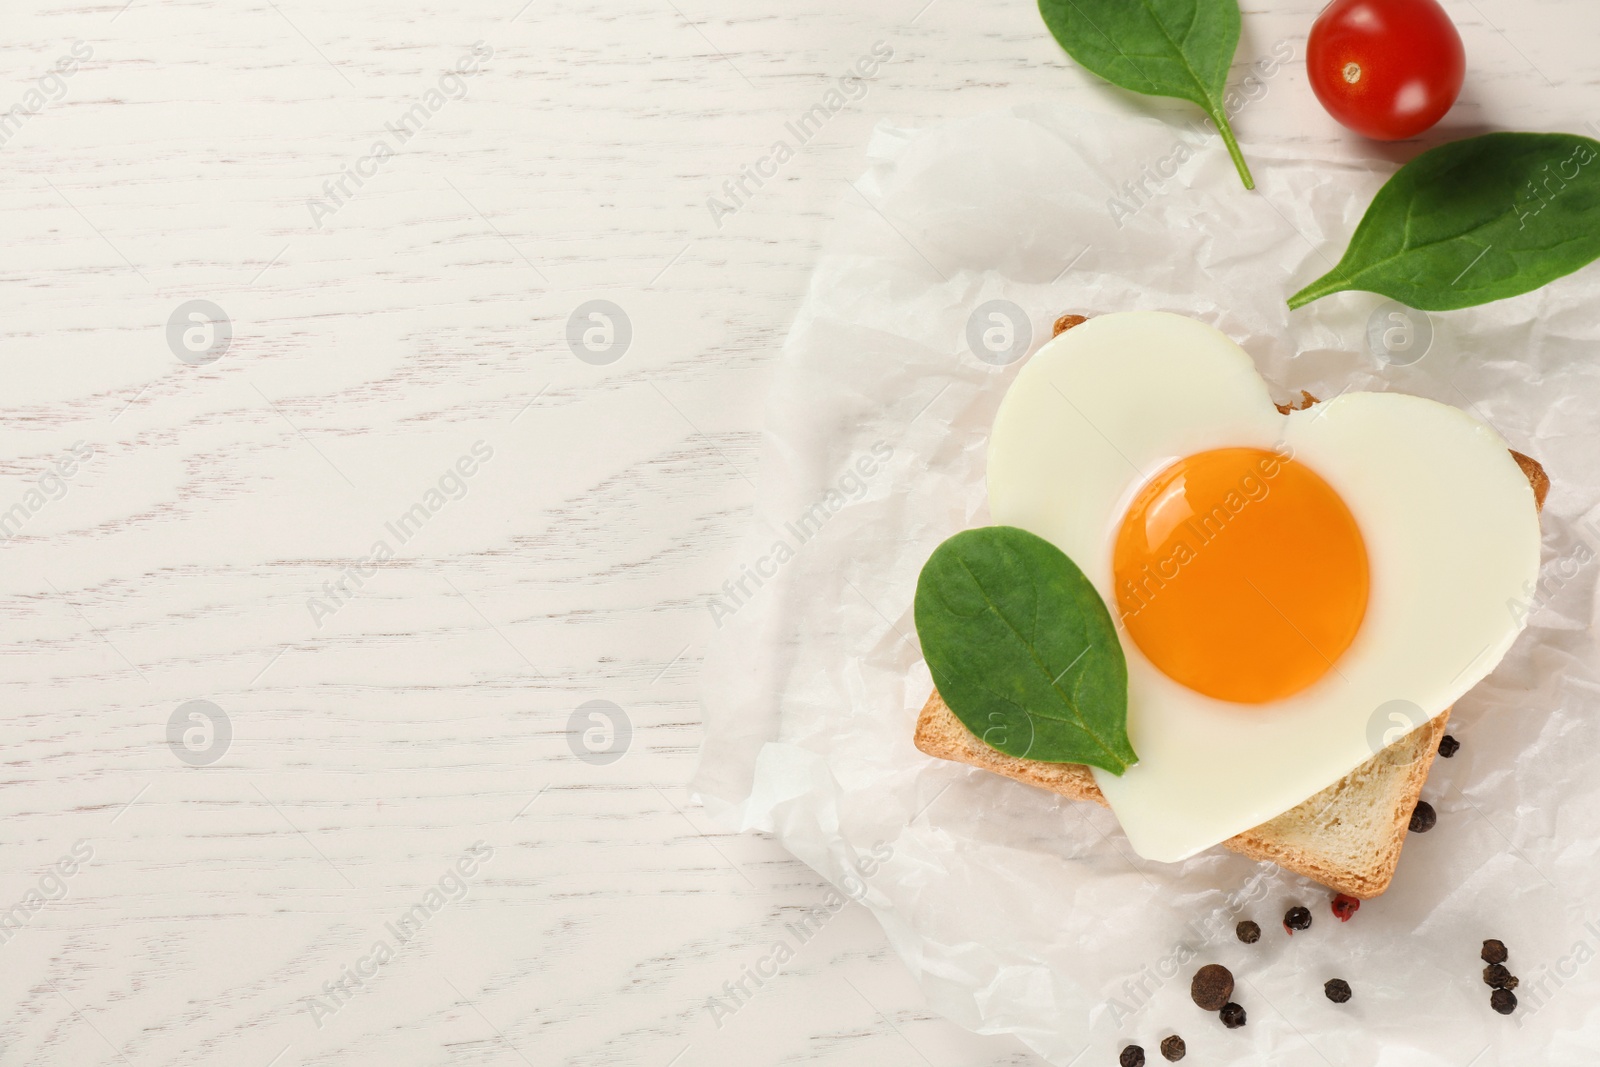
[[0, 0, 1591, 1063]]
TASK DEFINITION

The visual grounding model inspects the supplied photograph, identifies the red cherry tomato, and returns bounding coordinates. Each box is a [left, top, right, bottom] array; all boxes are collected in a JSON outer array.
[[1306, 0, 1466, 140]]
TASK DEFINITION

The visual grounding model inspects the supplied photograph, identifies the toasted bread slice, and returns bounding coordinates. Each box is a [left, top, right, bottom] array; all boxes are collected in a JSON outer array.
[[915, 689, 1445, 897]]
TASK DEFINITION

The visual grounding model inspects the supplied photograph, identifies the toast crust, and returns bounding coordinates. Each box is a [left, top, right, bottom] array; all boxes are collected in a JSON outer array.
[[914, 689, 1445, 897]]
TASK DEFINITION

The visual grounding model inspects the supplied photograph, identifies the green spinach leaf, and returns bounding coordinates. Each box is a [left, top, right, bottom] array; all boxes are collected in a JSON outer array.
[[1037, 0, 1254, 189], [914, 526, 1137, 774], [1289, 132, 1600, 311]]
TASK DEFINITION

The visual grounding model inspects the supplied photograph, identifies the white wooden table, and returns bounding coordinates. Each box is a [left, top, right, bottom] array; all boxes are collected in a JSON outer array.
[[1, 0, 1591, 1063]]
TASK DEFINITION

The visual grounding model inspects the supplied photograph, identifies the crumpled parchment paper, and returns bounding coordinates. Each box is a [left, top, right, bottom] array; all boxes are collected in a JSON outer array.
[[692, 104, 1600, 1066]]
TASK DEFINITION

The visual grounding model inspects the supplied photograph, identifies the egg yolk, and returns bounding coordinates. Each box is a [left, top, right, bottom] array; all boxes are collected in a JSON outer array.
[[1112, 447, 1369, 704]]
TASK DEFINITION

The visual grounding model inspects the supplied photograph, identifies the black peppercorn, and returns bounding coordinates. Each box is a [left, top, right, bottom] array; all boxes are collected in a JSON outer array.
[[1483, 964, 1519, 990], [1219, 1002, 1247, 1029], [1284, 906, 1312, 933], [1482, 939, 1508, 964], [1191, 964, 1235, 1011], [1409, 801, 1437, 833], [1324, 978, 1352, 1003], [1491, 988, 1518, 1015], [1159, 1035, 1186, 1062], [1119, 1044, 1145, 1067], [1236, 920, 1260, 944], [1439, 734, 1460, 758]]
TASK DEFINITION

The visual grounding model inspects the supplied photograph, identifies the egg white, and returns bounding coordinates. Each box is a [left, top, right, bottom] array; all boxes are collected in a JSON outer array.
[[986, 311, 1542, 862]]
